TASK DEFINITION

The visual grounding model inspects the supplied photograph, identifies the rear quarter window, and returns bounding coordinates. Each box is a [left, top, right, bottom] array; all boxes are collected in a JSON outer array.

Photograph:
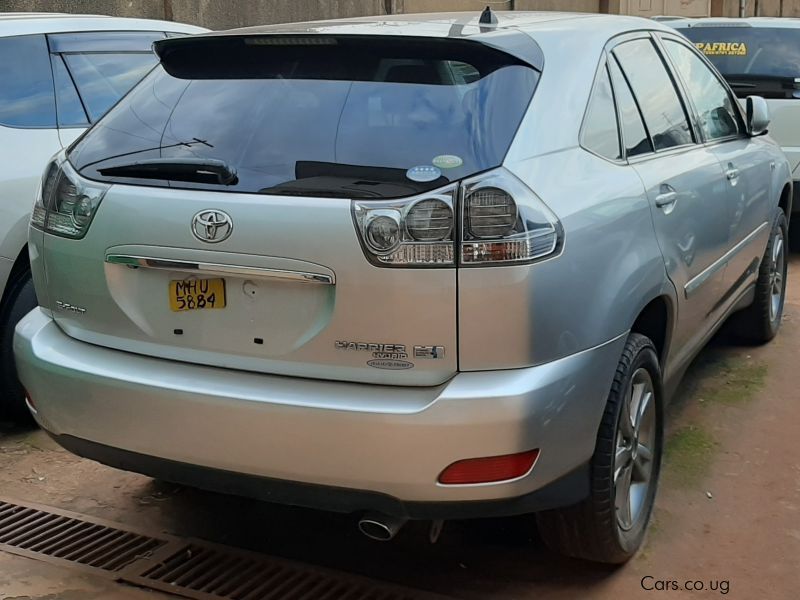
[[47, 31, 165, 126], [63, 52, 157, 122], [582, 64, 621, 161]]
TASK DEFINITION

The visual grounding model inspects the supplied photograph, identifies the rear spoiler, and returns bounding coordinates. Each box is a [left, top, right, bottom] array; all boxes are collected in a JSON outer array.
[[153, 31, 544, 79]]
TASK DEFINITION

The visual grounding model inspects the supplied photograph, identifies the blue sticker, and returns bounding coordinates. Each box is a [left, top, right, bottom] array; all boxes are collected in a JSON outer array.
[[406, 165, 442, 182]]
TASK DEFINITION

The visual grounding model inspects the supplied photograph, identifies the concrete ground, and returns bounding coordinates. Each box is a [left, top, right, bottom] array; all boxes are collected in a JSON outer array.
[[2, 258, 800, 599]]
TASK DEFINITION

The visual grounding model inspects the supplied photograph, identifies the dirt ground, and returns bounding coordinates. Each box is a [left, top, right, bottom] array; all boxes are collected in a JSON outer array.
[[1, 259, 800, 600]]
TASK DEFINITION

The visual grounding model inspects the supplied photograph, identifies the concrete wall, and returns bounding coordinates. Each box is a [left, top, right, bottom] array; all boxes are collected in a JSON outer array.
[[1, 0, 600, 30], [401, 0, 600, 11], [619, 0, 710, 16], [0, 0, 389, 29], [716, 0, 800, 15], [3, 0, 800, 27]]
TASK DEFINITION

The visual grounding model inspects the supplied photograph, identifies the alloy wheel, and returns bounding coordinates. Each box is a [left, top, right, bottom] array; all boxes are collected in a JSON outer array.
[[614, 368, 656, 532], [769, 227, 786, 322]]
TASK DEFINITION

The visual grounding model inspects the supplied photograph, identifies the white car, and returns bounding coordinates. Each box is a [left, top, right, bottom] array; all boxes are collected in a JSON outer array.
[[670, 18, 800, 219], [0, 13, 206, 420]]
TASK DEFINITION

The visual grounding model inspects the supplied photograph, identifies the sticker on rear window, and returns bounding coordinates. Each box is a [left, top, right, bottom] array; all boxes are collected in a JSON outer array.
[[695, 42, 747, 57], [432, 154, 463, 169], [406, 165, 442, 182]]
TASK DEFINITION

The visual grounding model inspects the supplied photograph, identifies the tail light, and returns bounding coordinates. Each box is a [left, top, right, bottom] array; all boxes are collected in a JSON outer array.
[[460, 168, 561, 265], [353, 168, 561, 267], [31, 155, 109, 240], [353, 185, 457, 266]]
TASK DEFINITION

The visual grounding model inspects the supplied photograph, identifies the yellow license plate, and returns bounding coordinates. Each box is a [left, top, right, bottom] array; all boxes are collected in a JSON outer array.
[[169, 278, 226, 312]]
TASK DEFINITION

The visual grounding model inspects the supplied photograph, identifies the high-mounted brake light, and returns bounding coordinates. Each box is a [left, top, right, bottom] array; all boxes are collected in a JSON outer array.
[[31, 154, 109, 240], [244, 36, 338, 46]]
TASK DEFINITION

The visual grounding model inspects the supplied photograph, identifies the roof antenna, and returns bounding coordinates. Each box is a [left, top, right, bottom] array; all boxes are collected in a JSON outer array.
[[479, 5, 498, 25]]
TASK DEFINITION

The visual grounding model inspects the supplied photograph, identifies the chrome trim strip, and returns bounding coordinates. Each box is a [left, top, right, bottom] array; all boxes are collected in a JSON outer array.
[[684, 221, 768, 298], [105, 254, 335, 285]]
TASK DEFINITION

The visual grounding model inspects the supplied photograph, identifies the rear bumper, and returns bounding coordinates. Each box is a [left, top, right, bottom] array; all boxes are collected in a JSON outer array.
[[15, 309, 626, 517], [47, 432, 589, 519]]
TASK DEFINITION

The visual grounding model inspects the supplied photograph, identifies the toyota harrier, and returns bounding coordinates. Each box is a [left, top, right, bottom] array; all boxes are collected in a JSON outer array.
[[14, 12, 790, 563]]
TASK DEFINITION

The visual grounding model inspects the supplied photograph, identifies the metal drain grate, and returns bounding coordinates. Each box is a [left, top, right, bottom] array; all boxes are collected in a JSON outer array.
[[0, 499, 169, 575], [132, 542, 425, 600], [0, 497, 446, 600]]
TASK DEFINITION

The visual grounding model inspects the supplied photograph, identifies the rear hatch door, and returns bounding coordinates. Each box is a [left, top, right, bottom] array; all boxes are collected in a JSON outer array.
[[47, 33, 538, 386]]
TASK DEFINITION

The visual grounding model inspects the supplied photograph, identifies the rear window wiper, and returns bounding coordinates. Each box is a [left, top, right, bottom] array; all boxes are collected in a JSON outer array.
[[98, 158, 238, 186]]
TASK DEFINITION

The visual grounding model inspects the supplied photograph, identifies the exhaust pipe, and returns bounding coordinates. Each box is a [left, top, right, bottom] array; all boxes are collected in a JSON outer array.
[[357, 512, 407, 542]]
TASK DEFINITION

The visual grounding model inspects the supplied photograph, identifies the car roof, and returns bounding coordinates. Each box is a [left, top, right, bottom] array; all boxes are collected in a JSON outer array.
[[205, 11, 671, 40], [669, 16, 800, 29], [0, 12, 207, 37]]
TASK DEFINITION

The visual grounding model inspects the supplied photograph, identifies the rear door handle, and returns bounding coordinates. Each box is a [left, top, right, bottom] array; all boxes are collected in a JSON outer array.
[[726, 168, 740, 181], [655, 190, 678, 208]]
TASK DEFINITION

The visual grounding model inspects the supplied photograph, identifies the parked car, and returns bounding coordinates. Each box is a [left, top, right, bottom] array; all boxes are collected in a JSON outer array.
[[670, 18, 800, 220], [0, 13, 206, 420], [15, 11, 790, 563]]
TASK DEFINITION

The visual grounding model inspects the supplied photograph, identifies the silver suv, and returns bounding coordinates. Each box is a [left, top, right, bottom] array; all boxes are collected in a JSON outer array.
[[15, 12, 791, 563]]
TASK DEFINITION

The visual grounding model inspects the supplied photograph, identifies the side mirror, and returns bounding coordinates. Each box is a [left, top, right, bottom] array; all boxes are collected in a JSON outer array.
[[746, 96, 770, 136]]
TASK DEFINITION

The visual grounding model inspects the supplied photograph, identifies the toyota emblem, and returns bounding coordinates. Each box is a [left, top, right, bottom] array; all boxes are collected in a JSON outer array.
[[191, 210, 233, 243]]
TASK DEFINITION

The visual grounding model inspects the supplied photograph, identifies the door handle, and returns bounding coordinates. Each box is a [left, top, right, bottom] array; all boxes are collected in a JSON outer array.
[[726, 168, 740, 181], [655, 190, 678, 208]]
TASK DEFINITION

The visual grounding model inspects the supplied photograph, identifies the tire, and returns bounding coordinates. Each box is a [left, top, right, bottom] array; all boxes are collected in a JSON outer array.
[[730, 210, 788, 345], [536, 333, 663, 564], [0, 270, 37, 423]]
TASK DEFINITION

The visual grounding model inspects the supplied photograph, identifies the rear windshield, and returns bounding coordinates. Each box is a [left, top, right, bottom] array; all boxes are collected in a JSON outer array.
[[70, 36, 539, 198], [680, 26, 800, 97]]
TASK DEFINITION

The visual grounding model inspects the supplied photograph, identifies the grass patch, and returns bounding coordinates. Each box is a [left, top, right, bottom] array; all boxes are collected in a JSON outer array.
[[663, 426, 716, 488], [698, 359, 767, 406]]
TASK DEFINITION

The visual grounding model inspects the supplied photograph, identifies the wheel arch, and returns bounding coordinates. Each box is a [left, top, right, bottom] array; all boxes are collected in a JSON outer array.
[[629, 294, 674, 366], [779, 181, 792, 220], [0, 244, 30, 309]]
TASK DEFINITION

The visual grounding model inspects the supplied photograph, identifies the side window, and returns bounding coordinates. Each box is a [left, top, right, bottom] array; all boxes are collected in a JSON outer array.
[[62, 52, 157, 122], [608, 57, 652, 157], [52, 56, 89, 127], [613, 38, 694, 151], [0, 35, 56, 127], [663, 39, 741, 141], [582, 64, 621, 160]]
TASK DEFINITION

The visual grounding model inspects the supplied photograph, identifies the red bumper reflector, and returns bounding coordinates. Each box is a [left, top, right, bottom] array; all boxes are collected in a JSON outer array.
[[438, 449, 540, 485]]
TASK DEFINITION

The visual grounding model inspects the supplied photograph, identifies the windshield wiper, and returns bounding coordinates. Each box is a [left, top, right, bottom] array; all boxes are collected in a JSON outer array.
[[98, 158, 238, 186]]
